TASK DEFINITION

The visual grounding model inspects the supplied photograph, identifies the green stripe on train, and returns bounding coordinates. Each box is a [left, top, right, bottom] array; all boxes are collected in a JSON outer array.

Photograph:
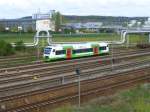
[[44, 52, 108, 62]]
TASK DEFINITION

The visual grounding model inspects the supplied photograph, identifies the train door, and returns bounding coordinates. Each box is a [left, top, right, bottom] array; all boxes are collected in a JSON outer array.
[[66, 48, 72, 59], [93, 47, 99, 55]]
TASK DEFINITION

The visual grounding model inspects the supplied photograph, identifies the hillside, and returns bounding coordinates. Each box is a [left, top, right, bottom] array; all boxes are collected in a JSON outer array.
[[63, 15, 148, 25]]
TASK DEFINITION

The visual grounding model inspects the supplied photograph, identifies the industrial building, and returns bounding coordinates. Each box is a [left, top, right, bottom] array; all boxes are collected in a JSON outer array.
[[0, 10, 55, 32]]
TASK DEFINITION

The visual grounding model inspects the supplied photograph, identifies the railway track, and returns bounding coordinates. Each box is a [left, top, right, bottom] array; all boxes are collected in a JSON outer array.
[[0, 48, 149, 111], [0, 58, 149, 99], [0, 49, 149, 79], [0, 48, 149, 70], [0, 55, 36, 62], [0, 57, 42, 69], [0, 50, 149, 97], [0, 46, 133, 60], [0, 58, 149, 96], [1, 67, 149, 112], [0, 51, 149, 94], [0, 48, 150, 74]]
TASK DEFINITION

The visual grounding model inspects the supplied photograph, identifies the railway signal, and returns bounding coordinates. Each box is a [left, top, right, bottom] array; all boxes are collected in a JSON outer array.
[[75, 68, 80, 76]]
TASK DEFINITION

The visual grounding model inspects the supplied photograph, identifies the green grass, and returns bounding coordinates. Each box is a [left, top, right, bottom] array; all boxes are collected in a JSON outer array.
[[0, 33, 149, 44], [53, 36, 119, 42], [53, 84, 150, 112], [0, 33, 34, 43], [128, 34, 149, 43]]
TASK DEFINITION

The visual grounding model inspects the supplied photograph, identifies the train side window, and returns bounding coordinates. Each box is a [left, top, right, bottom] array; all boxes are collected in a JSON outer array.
[[56, 50, 66, 55], [99, 47, 106, 50], [72, 50, 76, 54], [53, 49, 55, 52], [89, 48, 93, 52], [73, 48, 93, 54]]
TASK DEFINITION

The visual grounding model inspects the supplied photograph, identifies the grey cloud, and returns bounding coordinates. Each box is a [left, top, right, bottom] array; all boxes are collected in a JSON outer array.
[[0, 0, 150, 18]]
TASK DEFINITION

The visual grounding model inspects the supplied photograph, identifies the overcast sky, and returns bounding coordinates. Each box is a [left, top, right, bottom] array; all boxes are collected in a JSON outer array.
[[0, 0, 150, 19]]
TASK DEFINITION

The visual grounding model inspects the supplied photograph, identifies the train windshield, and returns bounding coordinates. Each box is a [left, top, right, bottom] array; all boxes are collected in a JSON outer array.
[[44, 48, 52, 54]]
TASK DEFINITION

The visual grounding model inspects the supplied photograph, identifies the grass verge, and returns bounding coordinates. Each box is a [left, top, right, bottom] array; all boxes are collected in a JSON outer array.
[[53, 83, 150, 112]]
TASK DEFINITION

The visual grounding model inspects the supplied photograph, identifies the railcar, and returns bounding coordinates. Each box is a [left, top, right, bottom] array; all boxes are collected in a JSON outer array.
[[43, 42, 109, 61]]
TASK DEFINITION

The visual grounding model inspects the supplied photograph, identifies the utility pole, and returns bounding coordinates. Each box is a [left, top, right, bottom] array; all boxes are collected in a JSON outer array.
[[75, 68, 81, 108], [18, 26, 22, 41], [37, 42, 40, 60], [127, 35, 129, 48], [149, 34, 150, 43], [111, 44, 114, 71], [111, 35, 114, 71]]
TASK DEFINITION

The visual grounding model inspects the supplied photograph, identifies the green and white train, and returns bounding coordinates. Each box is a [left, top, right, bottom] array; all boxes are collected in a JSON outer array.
[[43, 42, 109, 61]]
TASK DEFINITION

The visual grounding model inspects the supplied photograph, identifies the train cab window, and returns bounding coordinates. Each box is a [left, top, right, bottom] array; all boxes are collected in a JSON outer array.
[[44, 48, 52, 54], [53, 49, 55, 52]]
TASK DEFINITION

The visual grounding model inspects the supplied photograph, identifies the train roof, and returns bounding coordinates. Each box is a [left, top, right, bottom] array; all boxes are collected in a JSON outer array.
[[46, 42, 108, 48]]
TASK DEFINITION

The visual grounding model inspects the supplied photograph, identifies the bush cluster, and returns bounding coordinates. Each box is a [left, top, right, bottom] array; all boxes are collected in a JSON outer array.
[[0, 40, 27, 56], [136, 43, 150, 49], [15, 41, 26, 51], [0, 40, 15, 56]]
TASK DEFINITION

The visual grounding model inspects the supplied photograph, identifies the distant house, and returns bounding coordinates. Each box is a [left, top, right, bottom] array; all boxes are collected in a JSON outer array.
[[143, 18, 150, 29], [64, 22, 103, 30], [63, 22, 126, 33], [84, 22, 103, 29]]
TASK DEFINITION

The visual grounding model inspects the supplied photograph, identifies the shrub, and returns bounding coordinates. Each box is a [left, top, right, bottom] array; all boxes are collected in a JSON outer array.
[[0, 40, 14, 56], [15, 41, 26, 51], [136, 43, 150, 49]]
